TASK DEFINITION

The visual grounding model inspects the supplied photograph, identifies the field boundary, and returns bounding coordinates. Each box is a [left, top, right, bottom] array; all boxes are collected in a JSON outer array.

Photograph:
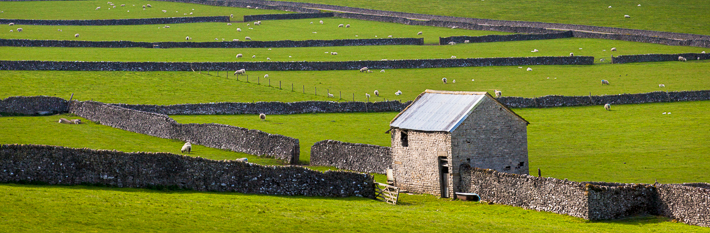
[[0, 16, 229, 26], [612, 53, 710, 64], [243, 12, 333, 21], [310, 140, 391, 174], [439, 31, 572, 44], [0, 144, 374, 198], [0, 38, 424, 48]]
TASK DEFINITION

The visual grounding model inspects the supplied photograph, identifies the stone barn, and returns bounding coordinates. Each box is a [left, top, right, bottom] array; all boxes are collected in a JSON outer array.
[[389, 90, 529, 198]]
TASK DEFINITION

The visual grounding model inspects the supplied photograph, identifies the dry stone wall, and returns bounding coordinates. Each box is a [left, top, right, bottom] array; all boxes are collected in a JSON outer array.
[[0, 56, 594, 71], [585, 182, 658, 220], [0, 96, 69, 115], [657, 183, 710, 227], [612, 53, 710, 64], [310, 140, 391, 174], [440, 31, 573, 44], [114, 100, 410, 115], [69, 101, 300, 164], [497, 90, 710, 108], [0, 38, 424, 48], [244, 12, 333, 21], [0, 16, 229, 26], [0, 144, 374, 198]]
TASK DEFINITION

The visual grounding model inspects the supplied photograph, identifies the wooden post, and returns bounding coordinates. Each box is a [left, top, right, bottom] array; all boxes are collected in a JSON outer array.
[[246, 75, 248, 83], [279, 81, 281, 89], [69, 93, 74, 102], [269, 79, 271, 87], [315, 87, 317, 96], [303, 85, 305, 94], [291, 83, 293, 92], [258, 76, 260, 85], [352, 93, 355, 101], [339, 91, 341, 100]]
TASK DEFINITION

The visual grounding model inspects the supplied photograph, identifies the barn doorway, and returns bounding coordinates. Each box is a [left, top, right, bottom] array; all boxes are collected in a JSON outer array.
[[438, 157, 449, 198]]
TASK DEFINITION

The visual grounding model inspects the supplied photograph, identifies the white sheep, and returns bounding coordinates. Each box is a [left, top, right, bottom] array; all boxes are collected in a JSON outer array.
[[659, 84, 665, 88], [230, 14, 234, 18], [245, 36, 251, 40], [442, 77, 447, 84], [246, 5, 251, 8], [464, 40, 470, 43], [570, 53, 574, 56], [388, 35, 392, 38], [9, 30, 12, 32], [164, 25, 170, 28], [452, 80, 456, 84], [601, 79, 610, 85], [604, 103, 611, 111], [58, 29, 62, 32], [58, 118, 81, 124], [96, 7, 101, 10], [162, 10, 167, 13], [359, 67, 369, 72], [331, 52, 338, 55], [624, 15, 630, 18], [16, 28, 22, 32], [146, 4, 151, 7], [233, 39, 239, 41], [252, 55, 256, 58], [319, 20, 323, 24], [367, 70, 373, 73], [532, 49, 538, 52], [185, 36, 190, 40], [75, 34, 80, 38], [234, 69, 246, 75], [8, 23, 14, 26], [417, 31, 423, 35], [451, 56, 457, 59], [395, 90, 402, 96], [264, 74, 269, 78], [237, 28, 241, 32], [142, 5, 145, 8], [255, 21, 261, 25], [380, 69, 385, 73], [121, 4, 125, 6], [611, 47, 617, 51], [527, 67, 533, 71], [338, 24, 344, 27], [448, 41, 456, 45], [608, 6, 612, 8], [345, 24, 350, 28], [227, 23, 232, 26], [451, 26, 458, 29], [266, 57, 271, 61], [327, 93, 334, 98], [374, 90, 379, 96], [637, 4, 641, 6], [181, 142, 192, 153], [678, 56, 687, 62], [702, 51, 706, 53], [236, 54, 243, 58], [495, 90, 502, 98]]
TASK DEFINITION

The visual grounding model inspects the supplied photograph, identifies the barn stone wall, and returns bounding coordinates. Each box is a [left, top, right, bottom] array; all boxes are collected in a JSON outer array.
[[0, 38, 424, 48], [0, 16, 229, 26], [310, 140, 391, 174], [69, 101, 300, 164], [390, 129, 452, 197], [0, 144, 374, 198]]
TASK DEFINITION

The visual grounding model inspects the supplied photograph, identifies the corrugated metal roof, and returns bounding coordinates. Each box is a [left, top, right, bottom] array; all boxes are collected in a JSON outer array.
[[390, 91, 486, 132]]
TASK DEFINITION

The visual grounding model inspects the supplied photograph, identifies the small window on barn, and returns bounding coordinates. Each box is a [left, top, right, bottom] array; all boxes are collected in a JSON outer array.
[[400, 131, 408, 147]]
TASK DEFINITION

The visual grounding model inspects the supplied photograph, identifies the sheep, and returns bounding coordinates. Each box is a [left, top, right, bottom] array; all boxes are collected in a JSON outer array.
[[266, 57, 271, 61], [395, 90, 402, 96], [328, 93, 334, 98], [659, 84, 665, 88], [75, 34, 80, 38], [637, 4, 641, 6], [611, 47, 617, 51], [96, 7, 101, 10], [9, 30, 12, 32], [345, 24, 350, 28], [8, 23, 14, 26], [367, 70, 373, 73], [338, 24, 344, 27], [380, 69, 385, 73], [146, 4, 151, 7], [58, 29, 62, 32], [245, 36, 251, 40], [227, 23, 232, 26], [360, 67, 369, 72], [451, 56, 457, 59], [162, 10, 167, 13], [237, 28, 241, 32], [702, 51, 706, 54], [120, 4, 124, 6], [388, 35, 392, 38], [531, 49, 538, 53], [600, 58, 605, 62], [624, 15, 630, 18], [252, 55, 256, 58], [319, 20, 323, 24], [259, 113, 266, 121], [527, 67, 532, 71], [230, 14, 234, 18], [255, 21, 261, 25], [331, 52, 338, 55], [451, 26, 458, 29], [181, 142, 192, 153], [678, 56, 687, 62], [234, 69, 246, 75], [246, 5, 251, 8], [264, 74, 269, 78], [442, 77, 447, 84], [464, 40, 470, 43], [365, 93, 371, 99], [58, 118, 81, 124], [233, 39, 239, 41], [452, 80, 456, 84], [417, 31, 423, 35], [570, 53, 574, 56], [164, 25, 170, 28], [448, 41, 456, 45], [142, 5, 145, 8], [495, 90, 502, 98], [601, 79, 610, 85], [185, 36, 190, 40], [236, 54, 243, 58], [374, 90, 379, 97], [604, 103, 611, 111], [608, 6, 612, 8], [16, 28, 22, 32]]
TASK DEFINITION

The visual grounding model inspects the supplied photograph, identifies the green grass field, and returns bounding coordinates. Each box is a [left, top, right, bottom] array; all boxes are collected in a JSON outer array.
[[274, 0, 710, 36], [1, 38, 705, 62], [0, 18, 507, 44], [2, 61, 708, 104], [3, 184, 707, 232], [0, 0, 285, 20]]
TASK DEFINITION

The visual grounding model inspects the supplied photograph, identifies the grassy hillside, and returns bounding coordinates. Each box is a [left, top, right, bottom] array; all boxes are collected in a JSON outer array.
[[171, 101, 710, 184], [2, 61, 708, 104], [2, 184, 707, 232], [0, 0, 285, 20], [0, 38, 704, 62], [0, 18, 506, 44], [273, 0, 710, 35]]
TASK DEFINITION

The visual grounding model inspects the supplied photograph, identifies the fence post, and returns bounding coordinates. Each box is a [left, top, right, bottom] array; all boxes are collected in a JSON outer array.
[[315, 87, 317, 96], [258, 76, 260, 85], [246, 75, 248, 83], [353, 93, 355, 101], [279, 81, 281, 89], [269, 79, 271, 87], [303, 85, 305, 94], [339, 91, 342, 100]]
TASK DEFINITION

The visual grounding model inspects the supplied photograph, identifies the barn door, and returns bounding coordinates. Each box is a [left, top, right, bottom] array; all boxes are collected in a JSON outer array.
[[438, 157, 449, 198]]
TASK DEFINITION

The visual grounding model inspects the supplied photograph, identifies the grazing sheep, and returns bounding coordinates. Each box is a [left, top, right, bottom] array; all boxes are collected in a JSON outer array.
[[9, 30, 12, 32], [164, 25, 170, 28], [142, 5, 145, 8], [328, 93, 334, 98], [601, 79, 610, 85], [16, 28, 22, 32], [331, 52, 338, 55], [185, 36, 190, 40], [611, 47, 617, 51], [417, 31, 423, 35], [237, 28, 241, 32], [452, 80, 456, 84], [146, 4, 151, 7], [255, 21, 261, 25], [233, 39, 239, 41], [608, 6, 612, 8], [624, 15, 630, 18], [345, 24, 350, 28], [75, 33, 80, 38], [678, 56, 687, 62], [451, 26, 458, 29], [365, 93, 371, 99], [659, 84, 665, 88], [464, 40, 470, 43], [266, 57, 270, 61], [531, 49, 538, 52], [570, 53, 574, 56], [374, 90, 379, 96], [234, 69, 246, 75], [236, 54, 243, 58], [227, 23, 232, 26], [600, 58, 605, 62], [395, 90, 402, 96], [96, 7, 101, 10], [702, 51, 706, 53], [259, 113, 266, 120], [230, 14, 234, 18], [181, 142, 192, 153], [338, 24, 344, 27], [58, 118, 81, 124], [367, 70, 373, 73], [388, 35, 392, 38], [527, 67, 532, 71], [380, 69, 385, 73], [448, 41, 456, 45], [442, 77, 448, 84], [252, 55, 256, 58], [8, 23, 14, 26], [495, 90, 502, 98], [319, 20, 323, 24], [120, 4, 125, 6], [246, 5, 251, 8], [360, 67, 369, 72], [245, 36, 251, 40], [162, 10, 167, 13], [604, 103, 611, 111], [451, 56, 457, 59], [264, 74, 269, 78], [58, 29, 62, 32], [637, 4, 641, 6]]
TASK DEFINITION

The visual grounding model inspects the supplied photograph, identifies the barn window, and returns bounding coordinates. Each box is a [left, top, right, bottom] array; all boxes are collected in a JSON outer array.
[[400, 131, 408, 147]]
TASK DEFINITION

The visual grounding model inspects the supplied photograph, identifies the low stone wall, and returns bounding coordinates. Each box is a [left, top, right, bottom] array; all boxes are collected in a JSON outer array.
[[0, 16, 229, 26], [244, 13, 333, 21], [440, 31, 573, 44], [69, 101, 300, 164], [497, 90, 710, 108], [114, 100, 410, 115], [585, 182, 658, 220], [0, 56, 594, 71], [0, 38, 424, 48], [0, 144, 374, 198], [0, 96, 68, 115], [612, 53, 710, 64], [310, 140, 391, 174], [657, 183, 710, 227], [159, 0, 320, 14]]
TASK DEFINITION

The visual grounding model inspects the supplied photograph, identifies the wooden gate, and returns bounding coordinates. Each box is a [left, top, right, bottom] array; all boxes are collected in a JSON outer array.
[[375, 182, 400, 205]]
